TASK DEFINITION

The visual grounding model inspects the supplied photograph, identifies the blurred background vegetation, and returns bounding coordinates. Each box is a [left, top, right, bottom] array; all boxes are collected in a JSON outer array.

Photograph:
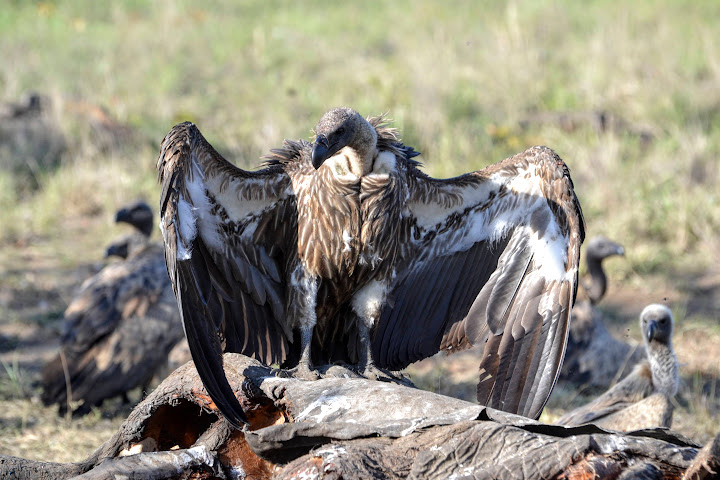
[[1, 0, 719, 461]]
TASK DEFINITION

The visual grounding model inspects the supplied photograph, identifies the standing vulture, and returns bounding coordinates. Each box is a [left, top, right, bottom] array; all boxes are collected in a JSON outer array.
[[41, 203, 184, 415], [557, 304, 678, 430], [157, 107, 585, 428]]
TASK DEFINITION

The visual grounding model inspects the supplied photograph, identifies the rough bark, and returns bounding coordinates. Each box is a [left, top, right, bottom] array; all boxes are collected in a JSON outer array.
[[683, 433, 720, 480], [0, 455, 84, 480], [1, 353, 717, 479]]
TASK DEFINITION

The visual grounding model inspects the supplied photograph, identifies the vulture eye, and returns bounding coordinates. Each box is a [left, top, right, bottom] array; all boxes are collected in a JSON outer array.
[[336, 126, 346, 136]]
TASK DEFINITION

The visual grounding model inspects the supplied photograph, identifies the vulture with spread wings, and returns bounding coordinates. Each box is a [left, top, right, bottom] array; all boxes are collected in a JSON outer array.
[[157, 108, 585, 428]]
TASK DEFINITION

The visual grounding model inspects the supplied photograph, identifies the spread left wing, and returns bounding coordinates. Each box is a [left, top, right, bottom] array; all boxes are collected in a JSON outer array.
[[373, 146, 585, 419], [157, 122, 298, 427]]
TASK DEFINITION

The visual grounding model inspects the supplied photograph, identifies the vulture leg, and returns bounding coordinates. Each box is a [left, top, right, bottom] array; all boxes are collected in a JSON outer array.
[[352, 280, 390, 380], [357, 321, 386, 380], [294, 324, 320, 380], [282, 270, 320, 380]]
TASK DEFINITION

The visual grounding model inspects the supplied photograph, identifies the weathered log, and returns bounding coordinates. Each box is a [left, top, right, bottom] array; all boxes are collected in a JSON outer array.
[[72, 446, 218, 480], [683, 433, 720, 480], [1, 353, 717, 479], [0, 455, 84, 480]]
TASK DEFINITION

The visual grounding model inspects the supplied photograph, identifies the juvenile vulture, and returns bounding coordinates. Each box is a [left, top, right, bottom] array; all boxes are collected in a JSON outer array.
[[557, 304, 678, 430], [41, 203, 184, 415], [559, 236, 645, 388], [157, 107, 585, 427]]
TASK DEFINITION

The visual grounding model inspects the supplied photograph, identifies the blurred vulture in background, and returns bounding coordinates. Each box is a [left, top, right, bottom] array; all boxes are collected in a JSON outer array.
[[157, 107, 586, 427], [560, 236, 646, 389], [41, 202, 184, 416], [102, 202, 155, 260], [557, 304, 678, 430]]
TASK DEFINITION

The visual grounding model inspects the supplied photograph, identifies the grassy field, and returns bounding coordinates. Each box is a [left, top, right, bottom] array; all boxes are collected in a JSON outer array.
[[1, 0, 720, 463]]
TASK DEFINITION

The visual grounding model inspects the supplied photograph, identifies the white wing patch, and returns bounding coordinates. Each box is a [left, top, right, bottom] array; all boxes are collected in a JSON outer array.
[[531, 212, 571, 282], [175, 193, 197, 260], [205, 174, 278, 223], [411, 165, 548, 233], [184, 166, 224, 254], [411, 180, 499, 231], [412, 162, 572, 282]]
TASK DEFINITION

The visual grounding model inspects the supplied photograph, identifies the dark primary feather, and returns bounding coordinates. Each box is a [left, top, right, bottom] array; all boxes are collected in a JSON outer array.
[[157, 110, 585, 425]]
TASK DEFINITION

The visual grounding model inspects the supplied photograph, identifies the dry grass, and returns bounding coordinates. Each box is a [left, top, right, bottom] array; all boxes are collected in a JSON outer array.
[[1, 0, 720, 462], [0, 398, 124, 463]]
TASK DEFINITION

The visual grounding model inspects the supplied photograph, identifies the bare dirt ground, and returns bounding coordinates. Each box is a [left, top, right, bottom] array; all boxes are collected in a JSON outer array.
[[1, 234, 720, 463]]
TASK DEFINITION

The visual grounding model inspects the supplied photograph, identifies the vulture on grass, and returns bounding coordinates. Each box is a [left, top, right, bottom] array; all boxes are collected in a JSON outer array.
[[157, 107, 585, 427], [557, 304, 678, 430], [41, 203, 184, 415]]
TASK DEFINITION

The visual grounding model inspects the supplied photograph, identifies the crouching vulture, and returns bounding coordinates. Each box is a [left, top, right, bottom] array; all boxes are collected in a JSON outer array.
[[557, 304, 678, 430], [41, 202, 184, 415], [157, 107, 585, 428]]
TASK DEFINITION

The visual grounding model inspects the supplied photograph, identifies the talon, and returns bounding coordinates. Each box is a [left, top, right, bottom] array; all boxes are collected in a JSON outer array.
[[280, 362, 320, 381], [361, 364, 382, 381]]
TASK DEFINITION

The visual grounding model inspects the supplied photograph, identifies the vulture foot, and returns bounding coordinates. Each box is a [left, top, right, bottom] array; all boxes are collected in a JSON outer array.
[[277, 363, 320, 381], [71, 402, 94, 418], [356, 364, 415, 387]]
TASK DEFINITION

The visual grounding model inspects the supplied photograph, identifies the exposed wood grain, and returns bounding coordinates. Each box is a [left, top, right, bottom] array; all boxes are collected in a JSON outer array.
[[0, 354, 716, 479]]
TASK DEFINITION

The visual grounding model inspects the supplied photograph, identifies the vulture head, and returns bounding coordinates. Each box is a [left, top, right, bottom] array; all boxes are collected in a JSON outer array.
[[584, 236, 624, 304], [640, 303, 678, 398], [104, 233, 149, 260], [641, 303, 674, 346], [115, 200, 154, 237], [312, 107, 378, 175]]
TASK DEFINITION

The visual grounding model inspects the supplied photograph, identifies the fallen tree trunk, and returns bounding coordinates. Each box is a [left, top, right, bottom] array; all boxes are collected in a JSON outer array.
[[1, 354, 717, 479]]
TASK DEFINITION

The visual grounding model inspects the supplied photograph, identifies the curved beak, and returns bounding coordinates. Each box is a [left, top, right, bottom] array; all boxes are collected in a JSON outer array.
[[105, 243, 126, 259], [115, 208, 131, 224], [646, 320, 657, 342], [311, 134, 330, 169]]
